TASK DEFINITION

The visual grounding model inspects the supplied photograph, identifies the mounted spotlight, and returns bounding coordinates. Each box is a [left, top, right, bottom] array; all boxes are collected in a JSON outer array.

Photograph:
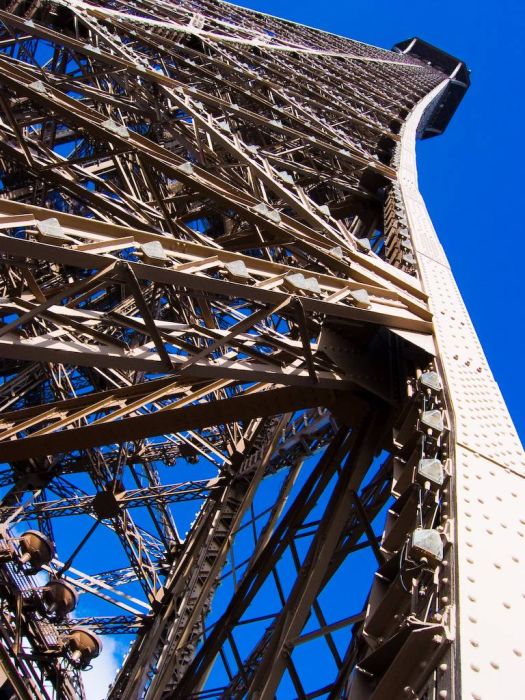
[[408, 528, 444, 568], [63, 627, 103, 669], [17, 531, 55, 573], [42, 579, 78, 620]]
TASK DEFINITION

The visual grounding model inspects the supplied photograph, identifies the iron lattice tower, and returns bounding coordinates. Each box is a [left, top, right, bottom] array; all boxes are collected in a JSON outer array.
[[0, 1, 522, 698]]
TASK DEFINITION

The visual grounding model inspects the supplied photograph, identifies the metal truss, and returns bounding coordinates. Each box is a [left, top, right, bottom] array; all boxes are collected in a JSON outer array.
[[0, 1, 522, 699]]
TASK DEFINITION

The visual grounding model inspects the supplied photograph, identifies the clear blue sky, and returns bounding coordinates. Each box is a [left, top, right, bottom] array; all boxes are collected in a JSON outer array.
[[81, 5, 523, 695], [238, 0, 525, 443], [34, 4, 523, 695]]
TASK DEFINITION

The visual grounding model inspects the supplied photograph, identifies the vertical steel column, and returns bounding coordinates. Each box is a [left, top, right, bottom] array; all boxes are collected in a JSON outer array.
[[399, 81, 525, 700]]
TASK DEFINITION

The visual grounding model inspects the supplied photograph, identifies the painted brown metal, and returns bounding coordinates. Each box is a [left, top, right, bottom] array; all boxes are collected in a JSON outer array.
[[0, 2, 516, 700]]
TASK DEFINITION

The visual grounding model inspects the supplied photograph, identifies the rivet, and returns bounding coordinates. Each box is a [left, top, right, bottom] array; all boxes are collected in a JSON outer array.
[[468, 616, 477, 624], [503, 601, 511, 609], [470, 663, 480, 672], [490, 661, 500, 670], [470, 639, 479, 647], [513, 649, 522, 657]]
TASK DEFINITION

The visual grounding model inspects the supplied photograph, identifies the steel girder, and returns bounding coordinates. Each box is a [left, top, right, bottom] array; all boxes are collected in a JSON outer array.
[[0, 3, 517, 700]]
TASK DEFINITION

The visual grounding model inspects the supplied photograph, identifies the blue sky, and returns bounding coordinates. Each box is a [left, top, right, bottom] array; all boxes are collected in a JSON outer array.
[[89, 4, 523, 694], [238, 0, 525, 443], [84, 3, 524, 694], [5, 4, 522, 697]]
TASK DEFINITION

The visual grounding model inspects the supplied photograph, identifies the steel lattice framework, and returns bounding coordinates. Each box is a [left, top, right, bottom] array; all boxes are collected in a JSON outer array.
[[0, 1, 522, 699]]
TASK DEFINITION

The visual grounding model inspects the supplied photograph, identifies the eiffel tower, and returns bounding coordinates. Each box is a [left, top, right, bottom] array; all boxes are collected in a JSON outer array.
[[0, 1, 522, 699]]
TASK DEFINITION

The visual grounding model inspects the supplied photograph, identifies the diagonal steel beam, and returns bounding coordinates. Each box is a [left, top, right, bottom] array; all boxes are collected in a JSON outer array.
[[0, 386, 348, 462]]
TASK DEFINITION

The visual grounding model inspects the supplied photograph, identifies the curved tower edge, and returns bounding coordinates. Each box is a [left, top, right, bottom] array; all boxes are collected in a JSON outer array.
[[398, 80, 525, 700]]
